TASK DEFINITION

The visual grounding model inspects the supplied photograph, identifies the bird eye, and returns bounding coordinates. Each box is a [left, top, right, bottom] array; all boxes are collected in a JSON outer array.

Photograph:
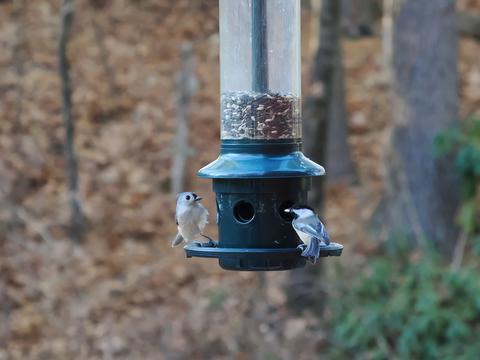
[[186, 195, 191, 200]]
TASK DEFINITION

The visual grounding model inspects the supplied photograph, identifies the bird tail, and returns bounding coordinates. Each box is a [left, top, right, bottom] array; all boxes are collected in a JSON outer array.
[[301, 238, 321, 263], [321, 226, 331, 245], [171, 233, 184, 247]]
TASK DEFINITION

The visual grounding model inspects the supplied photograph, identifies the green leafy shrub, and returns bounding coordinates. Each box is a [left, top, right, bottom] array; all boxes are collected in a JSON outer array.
[[327, 120, 480, 359], [328, 246, 480, 359], [435, 118, 480, 237]]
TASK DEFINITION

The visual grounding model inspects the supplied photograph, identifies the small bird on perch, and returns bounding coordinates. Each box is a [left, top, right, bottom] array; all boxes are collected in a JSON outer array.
[[285, 205, 330, 263], [173, 192, 215, 247]]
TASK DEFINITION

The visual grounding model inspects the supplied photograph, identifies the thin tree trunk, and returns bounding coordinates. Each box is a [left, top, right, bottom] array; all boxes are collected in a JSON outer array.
[[303, 0, 341, 207], [287, 0, 342, 314], [326, 38, 355, 184], [171, 42, 196, 196], [341, 0, 377, 37], [381, 0, 395, 80], [380, 0, 460, 254], [59, 0, 85, 243]]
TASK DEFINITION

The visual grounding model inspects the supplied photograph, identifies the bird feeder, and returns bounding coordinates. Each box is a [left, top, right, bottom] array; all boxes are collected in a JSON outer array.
[[185, 0, 343, 270]]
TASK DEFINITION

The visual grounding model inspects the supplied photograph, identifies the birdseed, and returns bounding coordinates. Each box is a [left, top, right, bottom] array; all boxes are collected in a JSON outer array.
[[221, 91, 301, 140]]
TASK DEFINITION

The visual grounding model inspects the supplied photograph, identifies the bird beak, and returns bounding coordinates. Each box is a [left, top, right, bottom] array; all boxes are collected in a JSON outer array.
[[194, 197, 202, 201], [284, 208, 292, 213]]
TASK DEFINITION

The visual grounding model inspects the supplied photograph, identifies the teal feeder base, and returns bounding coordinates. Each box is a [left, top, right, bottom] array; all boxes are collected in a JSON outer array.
[[184, 140, 343, 271], [214, 177, 307, 271]]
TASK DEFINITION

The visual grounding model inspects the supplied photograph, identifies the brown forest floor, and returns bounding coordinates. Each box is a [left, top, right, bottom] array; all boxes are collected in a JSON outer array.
[[0, 1, 479, 359]]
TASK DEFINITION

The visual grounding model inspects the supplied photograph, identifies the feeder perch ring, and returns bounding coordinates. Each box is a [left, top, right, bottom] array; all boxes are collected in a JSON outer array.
[[185, 242, 343, 271]]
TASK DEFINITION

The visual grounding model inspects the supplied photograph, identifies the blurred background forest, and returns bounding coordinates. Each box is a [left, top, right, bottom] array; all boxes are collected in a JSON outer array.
[[1, 0, 480, 359]]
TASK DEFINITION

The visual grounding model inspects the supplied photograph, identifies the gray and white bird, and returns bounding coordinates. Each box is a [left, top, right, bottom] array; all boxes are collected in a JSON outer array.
[[285, 205, 330, 263], [172, 192, 211, 247]]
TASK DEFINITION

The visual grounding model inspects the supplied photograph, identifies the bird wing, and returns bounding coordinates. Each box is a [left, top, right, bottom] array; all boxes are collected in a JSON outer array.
[[198, 205, 209, 228], [293, 215, 330, 245]]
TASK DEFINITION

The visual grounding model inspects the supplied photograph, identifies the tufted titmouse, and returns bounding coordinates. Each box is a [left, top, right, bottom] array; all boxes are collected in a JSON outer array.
[[173, 192, 213, 247], [285, 205, 330, 263]]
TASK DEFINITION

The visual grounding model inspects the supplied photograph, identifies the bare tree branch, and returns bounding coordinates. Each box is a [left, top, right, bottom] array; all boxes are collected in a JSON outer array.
[[450, 230, 468, 271], [59, 0, 85, 243]]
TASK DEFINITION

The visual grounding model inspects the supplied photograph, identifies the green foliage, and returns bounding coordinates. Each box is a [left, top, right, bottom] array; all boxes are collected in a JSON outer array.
[[329, 246, 480, 360], [435, 118, 480, 235], [329, 119, 480, 359], [208, 289, 227, 309]]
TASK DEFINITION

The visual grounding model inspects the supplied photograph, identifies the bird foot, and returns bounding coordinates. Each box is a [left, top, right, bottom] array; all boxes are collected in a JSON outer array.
[[296, 244, 307, 251], [204, 239, 218, 247], [201, 235, 218, 247], [193, 240, 218, 248]]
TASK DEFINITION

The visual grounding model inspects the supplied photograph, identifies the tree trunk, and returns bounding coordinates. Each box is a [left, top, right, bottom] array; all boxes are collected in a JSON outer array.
[[380, 0, 460, 254], [326, 38, 355, 184], [287, 0, 343, 314], [303, 0, 342, 207]]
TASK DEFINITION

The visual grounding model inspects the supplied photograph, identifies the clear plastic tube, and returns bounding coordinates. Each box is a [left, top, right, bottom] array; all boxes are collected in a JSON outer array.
[[220, 0, 301, 140]]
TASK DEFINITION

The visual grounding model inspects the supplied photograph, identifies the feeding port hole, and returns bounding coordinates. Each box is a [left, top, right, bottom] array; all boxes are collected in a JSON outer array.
[[233, 200, 255, 223]]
